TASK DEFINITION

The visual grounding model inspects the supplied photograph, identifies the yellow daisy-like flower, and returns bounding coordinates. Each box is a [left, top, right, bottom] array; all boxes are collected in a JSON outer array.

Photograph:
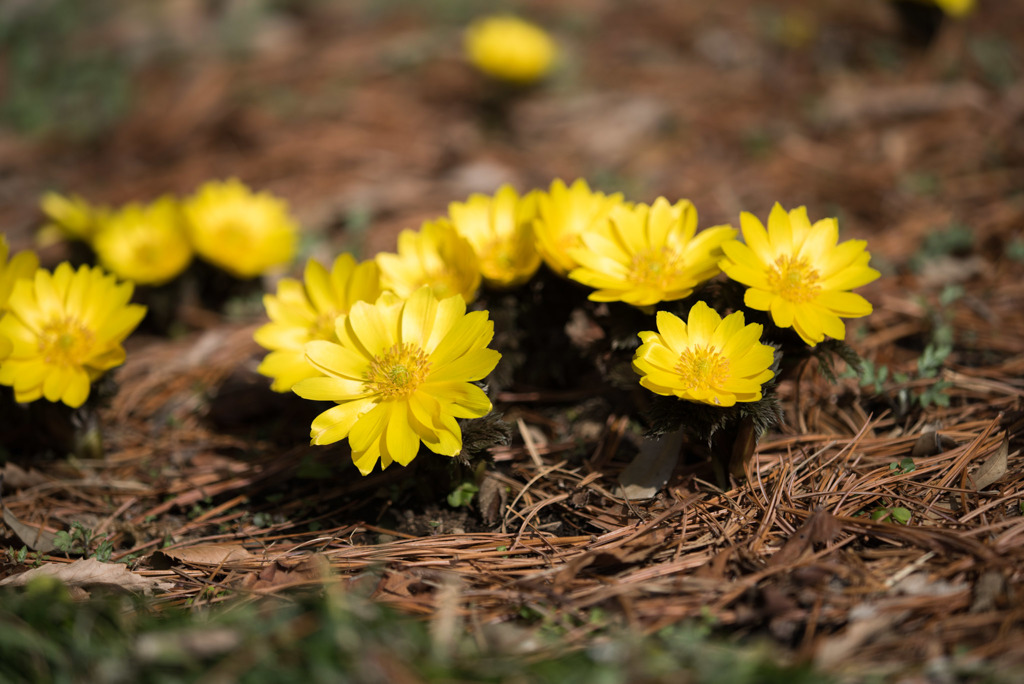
[[464, 15, 557, 85], [254, 254, 382, 392], [183, 179, 298, 279], [633, 301, 775, 407], [38, 191, 106, 245], [0, 263, 146, 408], [92, 197, 193, 286], [533, 178, 625, 277], [0, 236, 40, 359], [568, 197, 736, 307], [447, 184, 540, 289], [292, 286, 502, 475], [719, 203, 880, 347], [376, 219, 482, 303]]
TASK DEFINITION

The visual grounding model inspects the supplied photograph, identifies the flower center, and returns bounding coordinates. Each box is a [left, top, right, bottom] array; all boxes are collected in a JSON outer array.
[[132, 240, 162, 266], [767, 255, 821, 303], [39, 317, 94, 368], [365, 343, 431, 400], [480, 238, 517, 277], [628, 247, 683, 289], [675, 345, 729, 400]]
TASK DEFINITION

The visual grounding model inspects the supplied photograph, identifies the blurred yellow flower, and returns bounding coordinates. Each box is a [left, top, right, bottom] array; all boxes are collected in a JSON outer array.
[[184, 179, 298, 279], [447, 184, 540, 289], [907, 0, 974, 17], [0, 236, 40, 359], [292, 286, 501, 475], [568, 198, 736, 307], [464, 15, 557, 84], [719, 204, 880, 347], [0, 263, 146, 408], [376, 219, 481, 303], [534, 178, 625, 277], [92, 197, 193, 286], [255, 254, 382, 392], [1, 236, 39, 312], [936, 0, 974, 16], [38, 191, 106, 245], [633, 301, 775, 407]]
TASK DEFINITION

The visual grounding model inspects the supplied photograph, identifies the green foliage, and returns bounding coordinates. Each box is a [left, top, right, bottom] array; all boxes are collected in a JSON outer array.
[[870, 506, 912, 525], [446, 481, 479, 508], [51, 521, 115, 561], [909, 224, 974, 272], [969, 35, 1019, 89], [0, 0, 132, 140], [846, 283, 960, 413], [0, 577, 839, 684], [1004, 237, 1024, 263], [889, 457, 916, 475], [814, 339, 863, 384]]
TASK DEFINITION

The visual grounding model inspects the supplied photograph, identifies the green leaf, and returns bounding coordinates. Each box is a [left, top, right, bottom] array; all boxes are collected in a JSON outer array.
[[446, 482, 479, 508]]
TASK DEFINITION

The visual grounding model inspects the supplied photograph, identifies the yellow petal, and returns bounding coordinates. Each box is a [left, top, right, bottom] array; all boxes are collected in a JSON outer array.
[[429, 348, 501, 383], [305, 340, 370, 380], [385, 409, 421, 466], [423, 381, 492, 418], [293, 375, 369, 402], [655, 310, 689, 352]]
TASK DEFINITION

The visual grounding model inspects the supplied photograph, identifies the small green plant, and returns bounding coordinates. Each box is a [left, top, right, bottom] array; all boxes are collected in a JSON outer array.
[[446, 481, 479, 508], [909, 223, 974, 272], [889, 457, 916, 475], [870, 506, 912, 525], [52, 521, 114, 560]]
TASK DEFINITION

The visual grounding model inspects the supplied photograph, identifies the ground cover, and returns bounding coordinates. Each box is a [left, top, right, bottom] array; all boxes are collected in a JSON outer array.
[[2, 1, 1023, 681]]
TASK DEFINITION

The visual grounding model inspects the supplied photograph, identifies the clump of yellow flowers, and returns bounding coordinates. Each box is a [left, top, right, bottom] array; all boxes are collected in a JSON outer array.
[[38, 179, 299, 289], [464, 15, 557, 85], [28, 173, 880, 478], [247, 179, 879, 477]]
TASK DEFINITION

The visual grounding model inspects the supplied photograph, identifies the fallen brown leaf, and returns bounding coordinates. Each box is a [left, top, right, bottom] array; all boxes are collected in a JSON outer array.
[[970, 436, 1009, 491], [768, 509, 841, 568], [0, 558, 173, 595], [240, 554, 330, 592], [150, 543, 254, 568], [1, 493, 60, 553]]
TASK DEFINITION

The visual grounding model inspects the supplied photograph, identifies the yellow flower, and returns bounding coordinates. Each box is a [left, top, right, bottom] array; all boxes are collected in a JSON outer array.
[[254, 254, 382, 392], [464, 15, 557, 85], [633, 301, 775, 406], [38, 192, 105, 245], [376, 219, 481, 303], [447, 184, 540, 289], [935, 0, 974, 16], [184, 179, 298, 279], [568, 198, 736, 307], [533, 178, 625, 277], [903, 0, 974, 17], [719, 203, 880, 347], [292, 286, 501, 475], [1, 236, 39, 312], [92, 197, 193, 286], [0, 263, 146, 408], [0, 236, 40, 359]]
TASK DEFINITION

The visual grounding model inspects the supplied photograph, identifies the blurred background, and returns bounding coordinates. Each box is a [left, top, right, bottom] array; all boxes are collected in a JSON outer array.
[[1, 0, 1022, 276]]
